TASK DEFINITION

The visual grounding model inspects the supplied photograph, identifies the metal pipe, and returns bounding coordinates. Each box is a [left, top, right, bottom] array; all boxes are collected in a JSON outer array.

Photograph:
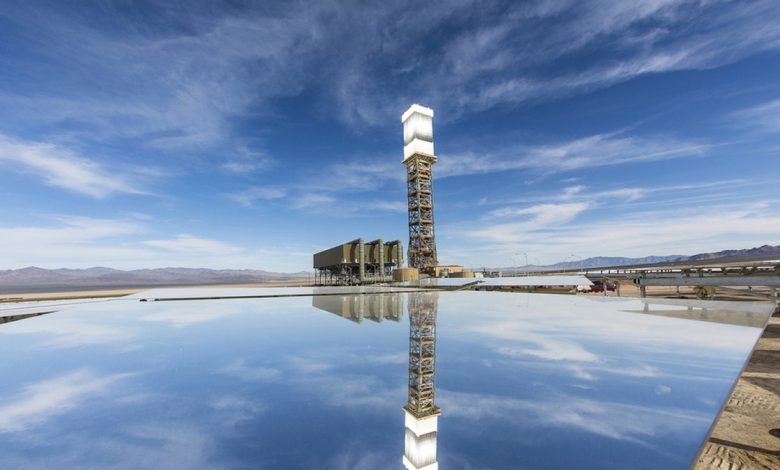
[[358, 238, 365, 284], [636, 276, 780, 287], [345, 238, 365, 285], [379, 239, 385, 281]]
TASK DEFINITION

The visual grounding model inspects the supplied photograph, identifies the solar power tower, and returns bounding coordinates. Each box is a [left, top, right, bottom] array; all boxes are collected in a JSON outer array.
[[402, 104, 439, 271], [403, 292, 440, 470]]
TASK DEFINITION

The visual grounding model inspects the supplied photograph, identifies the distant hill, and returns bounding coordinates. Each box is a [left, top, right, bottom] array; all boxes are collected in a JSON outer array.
[[495, 255, 683, 272], [0, 267, 310, 294], [677, 244, 780, 262], [492, 244, 780, 272], [3, 245, 779, 293]]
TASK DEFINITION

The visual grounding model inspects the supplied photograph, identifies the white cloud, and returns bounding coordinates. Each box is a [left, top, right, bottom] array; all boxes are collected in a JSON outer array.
[[0, 134, 145, 198], [291, 193, 338, 209], [456, 196, 780, 266], [209, 395, 266, 427], [221, 147, 274, 174], [472, 202, 590, 242], [438, 133, 711, 178], [222, 160, 267, 173], [218, 359, 281, 382], [287, 356, 333, 374], [0, 8, 324, 149], [0, 317, 135, 349], [144, 234, 242, 255], [139, 303, 250, 327], [483, 179, 750, 215], [495, 342, 599, 363], [438, 389, 707, 444], [91, 424, 215, 470], [302, 157, 404, 192], [330, 0, 780, 124], [364, 200, 407, 212], [0, 216, 153, 269], [489, 202, 590, 220], [0, 217, 302, 270], [0, 369, 129, 433], [0, 216, 142, 245], [731, 98, 780, 134], [444, 293, 764, 370], [226, 187, 286, 207], [3, 0, 779, 139]]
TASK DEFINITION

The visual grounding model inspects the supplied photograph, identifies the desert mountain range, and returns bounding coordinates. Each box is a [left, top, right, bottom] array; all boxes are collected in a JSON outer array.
[[2, 245, 778, 293]]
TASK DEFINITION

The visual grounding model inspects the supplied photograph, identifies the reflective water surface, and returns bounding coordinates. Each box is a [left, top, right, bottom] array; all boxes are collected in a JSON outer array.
[[130, 286, 419, 301], [396, 275, 591, 288], [0, 291, 772, 469]]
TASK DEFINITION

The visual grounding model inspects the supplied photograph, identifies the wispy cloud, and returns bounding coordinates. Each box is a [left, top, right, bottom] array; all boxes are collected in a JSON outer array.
[[488, 202, 590, 220], [0, 318, 135, 348], [209, 395, 266, 426], [439, 389, 707, 444], [0, 216, 142, 246], [0, 216, 273, 270], [2, 1, 778, 141], [96, 424, 215, 469], [0, 6, 323, 149], [218, 359, 281, 382], [0, 134, 146, 198], [472, 202, 590, 243], [0, 369, 129, 433], [444, 175, 777, 269], [731, 98, 780, 134], [484, 179, 751, 213], [291, 193, 338, 209], [221, 146, 274, 174], [139, 303, 250, 327], [364, 200, 407, 212], [143, 234, 242, 255], [284, 194, 406, 214], [301, 157, 403, 193], [460, 201, 780, 267], [328, 0, 780, 124], [226, 187, 286, 207], [274, 154, 406, 213], [438, 133, 712, 178]]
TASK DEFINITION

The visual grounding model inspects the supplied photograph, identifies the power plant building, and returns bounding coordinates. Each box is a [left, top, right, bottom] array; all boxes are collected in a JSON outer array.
[[313, 238, 403, 285]]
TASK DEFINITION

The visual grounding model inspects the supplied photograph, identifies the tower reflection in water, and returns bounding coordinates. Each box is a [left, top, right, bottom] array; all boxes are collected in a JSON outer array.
[[403, 292, 440, 470], [311, 292, 404, 324], [311, 291, 439, 469]]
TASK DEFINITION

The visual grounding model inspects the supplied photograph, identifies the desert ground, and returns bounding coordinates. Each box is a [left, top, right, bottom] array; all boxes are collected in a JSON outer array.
[[0, 279, 315, 303]]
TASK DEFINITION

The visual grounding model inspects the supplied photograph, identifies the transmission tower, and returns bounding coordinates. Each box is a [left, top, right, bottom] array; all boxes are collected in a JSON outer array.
[[402, 104, 438, 271]]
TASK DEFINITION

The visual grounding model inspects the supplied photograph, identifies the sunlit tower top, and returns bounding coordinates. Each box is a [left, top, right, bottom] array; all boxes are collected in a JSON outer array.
[[402, 104, 438, 271]]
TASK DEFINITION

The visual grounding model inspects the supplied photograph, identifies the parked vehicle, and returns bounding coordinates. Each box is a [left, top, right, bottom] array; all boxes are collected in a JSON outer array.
[[589, 280, 617, 293]]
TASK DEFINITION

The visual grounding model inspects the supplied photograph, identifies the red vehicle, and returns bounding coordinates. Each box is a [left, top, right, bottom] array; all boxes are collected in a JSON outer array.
[[590, 280, 617, 293]]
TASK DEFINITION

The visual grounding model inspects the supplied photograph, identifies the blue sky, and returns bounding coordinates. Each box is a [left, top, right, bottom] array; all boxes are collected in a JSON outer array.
[[0, 0, 779, 271]]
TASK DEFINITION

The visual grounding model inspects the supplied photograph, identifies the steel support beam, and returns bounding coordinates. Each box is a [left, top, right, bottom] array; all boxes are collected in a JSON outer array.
[[636, 276, 780, 287]]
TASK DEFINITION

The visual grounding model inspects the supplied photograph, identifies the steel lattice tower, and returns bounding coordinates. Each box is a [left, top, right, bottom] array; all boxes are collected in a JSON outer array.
[[402, 105, 438, 270]]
